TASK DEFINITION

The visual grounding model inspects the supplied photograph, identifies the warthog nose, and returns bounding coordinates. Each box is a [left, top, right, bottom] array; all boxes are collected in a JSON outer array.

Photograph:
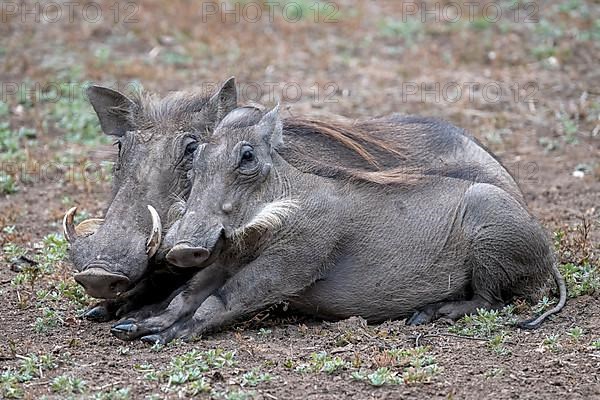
[[166, 243, 211, 268], [74, 267, 130, 299]]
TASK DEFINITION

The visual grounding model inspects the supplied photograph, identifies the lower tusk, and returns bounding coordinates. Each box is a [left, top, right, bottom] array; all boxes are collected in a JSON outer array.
[[146, 205, 162, 258]]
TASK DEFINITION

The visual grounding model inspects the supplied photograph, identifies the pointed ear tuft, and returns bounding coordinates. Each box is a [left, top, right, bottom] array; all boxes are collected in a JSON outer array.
[[207, 77, 238, 123], [258, 103, 283, 150], [86, 86, 135, 137]]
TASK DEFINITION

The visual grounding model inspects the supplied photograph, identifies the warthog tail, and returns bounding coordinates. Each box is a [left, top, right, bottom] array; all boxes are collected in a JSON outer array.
[[517, 262, 567, 329]]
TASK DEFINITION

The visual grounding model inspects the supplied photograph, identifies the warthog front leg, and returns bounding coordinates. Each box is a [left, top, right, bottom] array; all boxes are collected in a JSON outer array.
[[83, 267, 194, 322], [137, 253, 319, 344], [110, 263, 227, 341]]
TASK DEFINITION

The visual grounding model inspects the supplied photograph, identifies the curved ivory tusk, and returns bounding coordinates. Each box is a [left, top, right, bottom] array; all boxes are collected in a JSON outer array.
[[146, 205, 162, 258], [75, 218, 105, 238], [63, 207, 78, 242]]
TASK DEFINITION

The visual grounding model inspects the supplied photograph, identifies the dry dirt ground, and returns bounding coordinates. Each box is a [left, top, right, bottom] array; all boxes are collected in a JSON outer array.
[[0, 1, 599, 399]]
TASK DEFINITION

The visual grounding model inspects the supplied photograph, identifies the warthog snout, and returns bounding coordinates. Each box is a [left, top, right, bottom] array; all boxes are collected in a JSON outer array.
[[166, 243, 211, 268], [165, 225, 225, 268], [74, 267, 131, 299]]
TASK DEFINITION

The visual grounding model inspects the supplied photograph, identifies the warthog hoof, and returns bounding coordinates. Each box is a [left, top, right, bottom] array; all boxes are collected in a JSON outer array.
[[83, 305, 112, 322], [140, 335, 166, 346], [406, 310, 433, 326], [110, 320, 139, 341]]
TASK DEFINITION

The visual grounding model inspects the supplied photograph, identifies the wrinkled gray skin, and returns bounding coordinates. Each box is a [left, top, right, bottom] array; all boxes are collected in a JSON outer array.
[[111, 107, 565, 344], [72, 79, 525, 323]]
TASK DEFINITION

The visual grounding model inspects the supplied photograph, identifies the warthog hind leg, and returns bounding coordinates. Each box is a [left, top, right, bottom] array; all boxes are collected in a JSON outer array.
[[406, 295, 503, 326]]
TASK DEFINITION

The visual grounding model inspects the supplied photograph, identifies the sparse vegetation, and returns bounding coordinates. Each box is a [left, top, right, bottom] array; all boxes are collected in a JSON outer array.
[[92, 387, 132, 400], [449, 306, 517, 338], [49, 82, 106, 145], [295, 351, 349, 374], [0, 353, 59, 398], [352, 347, 440, 386], [240, 369, 273, 387], [0, 0, 598, 398], [138, 349, 237, 394], [50, 375, 86, 395], [541, 335, 561, 353], [566, 326, 584, 341]]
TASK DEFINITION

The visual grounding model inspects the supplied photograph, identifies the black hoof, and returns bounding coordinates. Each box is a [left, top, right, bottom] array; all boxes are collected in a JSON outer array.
[[141, 334, 165, 346], [406, 311, 431, 326], [83, 306, 112, 322], [110, 321, 139, 341]]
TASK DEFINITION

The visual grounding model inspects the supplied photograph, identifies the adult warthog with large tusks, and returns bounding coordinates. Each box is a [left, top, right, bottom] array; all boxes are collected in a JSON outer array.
[[110, 106, 565, 344], [65, 77, 527, 325]]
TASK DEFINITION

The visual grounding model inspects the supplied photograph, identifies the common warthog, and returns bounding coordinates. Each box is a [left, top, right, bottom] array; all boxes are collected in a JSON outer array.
[[63, 78, 239, 316], [66, 78, 524, 322], [110, 105, 565, 344]]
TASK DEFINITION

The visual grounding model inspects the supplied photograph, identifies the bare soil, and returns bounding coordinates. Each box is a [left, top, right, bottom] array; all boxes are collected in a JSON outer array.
[[1, 1, 599, 399]]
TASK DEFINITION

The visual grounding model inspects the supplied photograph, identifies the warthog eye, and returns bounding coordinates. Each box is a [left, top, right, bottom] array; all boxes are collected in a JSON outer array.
[[242, 149, 254, 162], [238, 144, 259, 176], [185, 140, 199, 156]]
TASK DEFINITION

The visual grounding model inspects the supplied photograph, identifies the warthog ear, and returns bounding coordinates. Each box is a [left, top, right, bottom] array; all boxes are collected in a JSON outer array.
[[206, 77, 238, 124], [257, 104, 283, 150], [86, 86, 135, 137]]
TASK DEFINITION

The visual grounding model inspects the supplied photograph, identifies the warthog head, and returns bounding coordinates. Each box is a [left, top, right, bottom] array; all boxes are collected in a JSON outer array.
[[166, 105, 296, 268], [64, 78, 238, 298]]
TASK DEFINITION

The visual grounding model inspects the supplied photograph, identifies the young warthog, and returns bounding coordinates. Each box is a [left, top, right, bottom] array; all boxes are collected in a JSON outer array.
[[110, 106, 565, 344], [67, 78, 525, 324]]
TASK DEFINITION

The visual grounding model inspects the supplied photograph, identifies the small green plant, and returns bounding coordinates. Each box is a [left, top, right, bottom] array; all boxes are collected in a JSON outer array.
[[50, 375, 86, 394], [591, 339, 600, 350], [559, 263, 599, 297], [0, 174, 18, 194], [36, 233, 68, 271], [352, 367, 403, 386], [532, 296, 556, 313], [1, 371, 23, 399], [2, 225, 16, 234], [567, 326, 584, 341], [449, 306, 516, 338], [220, 389, 254, 400], [296, 351, 349, 374], [33, 307, 63, 333], [0, 122, 22, 162], [488, 332, 511, 356], [541, 335, 561, 352], [240, 369, 272, 387], [93, 387, 131, 400], [484, 367, 504, 378], [187, 378, 211, 396], [56, 279, 92, 309], [3, 243, 26, 263]]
